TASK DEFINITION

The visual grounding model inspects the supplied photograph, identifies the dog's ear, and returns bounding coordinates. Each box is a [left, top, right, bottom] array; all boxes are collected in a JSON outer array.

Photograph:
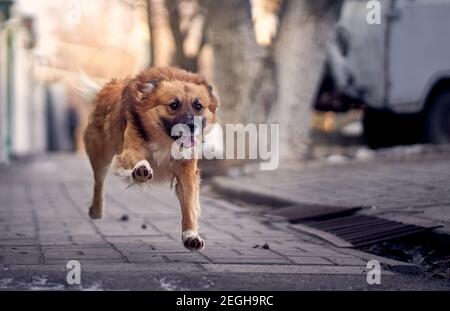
[[122, 78, 141, 110], [206, 83, 219, 113], [142, 79, 159, 94], [141, 79, 163, 109], [122, 78, 161, 110]]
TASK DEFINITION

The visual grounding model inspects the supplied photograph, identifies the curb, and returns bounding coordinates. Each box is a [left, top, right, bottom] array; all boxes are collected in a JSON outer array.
[[211, 176, 298, 207], [336, 248, 423, 275]]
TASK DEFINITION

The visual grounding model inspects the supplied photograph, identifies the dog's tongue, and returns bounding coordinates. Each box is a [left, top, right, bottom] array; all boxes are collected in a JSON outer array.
[[181, 135, 197, 148]]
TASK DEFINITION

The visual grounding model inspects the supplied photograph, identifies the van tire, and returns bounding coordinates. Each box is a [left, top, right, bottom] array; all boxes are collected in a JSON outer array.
[[363, 108, 424, 149], [425, 91, 450, 144], [363, 108, 391, 149]]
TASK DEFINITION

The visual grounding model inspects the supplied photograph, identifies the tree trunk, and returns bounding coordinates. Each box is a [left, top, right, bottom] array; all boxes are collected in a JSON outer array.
[[166, 0, 198, 71], [147, 0, 176, 66], [199, 0, 343, 160], [202, 0, 276, 125], [271, 0, 342, 159]]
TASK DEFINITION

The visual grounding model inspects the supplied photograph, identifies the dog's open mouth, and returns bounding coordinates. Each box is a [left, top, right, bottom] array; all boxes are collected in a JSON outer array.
[[161, 118, 203, 149], [178, 134, 198, 149]]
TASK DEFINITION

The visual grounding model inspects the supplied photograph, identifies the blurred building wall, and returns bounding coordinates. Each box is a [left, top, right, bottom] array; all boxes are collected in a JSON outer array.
[[1, 4, 46, 164], [0, 0, 151, 164]]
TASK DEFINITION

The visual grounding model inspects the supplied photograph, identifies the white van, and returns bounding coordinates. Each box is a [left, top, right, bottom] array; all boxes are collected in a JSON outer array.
[[320, 0, 450, 147]]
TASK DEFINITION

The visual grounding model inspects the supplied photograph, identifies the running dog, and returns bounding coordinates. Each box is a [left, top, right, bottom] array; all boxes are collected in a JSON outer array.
[[83, 67, 219, 251]]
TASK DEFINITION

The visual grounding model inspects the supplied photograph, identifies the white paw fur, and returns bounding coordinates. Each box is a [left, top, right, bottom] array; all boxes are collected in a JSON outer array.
[[112, 158, 153, 185], [182, 230, 205, 251]]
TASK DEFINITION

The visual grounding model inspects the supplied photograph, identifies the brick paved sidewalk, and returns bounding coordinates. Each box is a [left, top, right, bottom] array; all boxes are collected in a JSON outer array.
[[0, 154, 448, 290], [212, 147, 450, 235]]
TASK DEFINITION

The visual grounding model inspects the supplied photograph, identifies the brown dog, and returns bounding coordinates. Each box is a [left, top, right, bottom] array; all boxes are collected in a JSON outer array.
[[83, 67, 219, 251]]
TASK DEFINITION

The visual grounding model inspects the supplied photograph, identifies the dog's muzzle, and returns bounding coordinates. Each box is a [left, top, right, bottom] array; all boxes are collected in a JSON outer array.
[[162, 116, 204, 148]]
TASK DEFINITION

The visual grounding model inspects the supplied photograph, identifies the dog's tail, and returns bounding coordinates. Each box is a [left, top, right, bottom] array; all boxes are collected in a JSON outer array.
[[75, 70, 103, 105]]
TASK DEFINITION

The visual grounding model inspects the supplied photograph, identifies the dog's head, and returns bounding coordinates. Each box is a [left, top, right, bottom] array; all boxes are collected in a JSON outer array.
[[122, 67, 219, 150]]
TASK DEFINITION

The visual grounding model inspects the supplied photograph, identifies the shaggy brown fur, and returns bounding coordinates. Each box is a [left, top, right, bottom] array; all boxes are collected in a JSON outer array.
[[83, 67, 219, 251]]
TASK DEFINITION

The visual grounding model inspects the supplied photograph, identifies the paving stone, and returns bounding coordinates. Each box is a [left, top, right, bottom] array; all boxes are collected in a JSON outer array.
[[327, 257, 367, 266], [288, 256, 332, 265], [106, 235, 177, 245], [268, 248, 314, 257], [0, 246, 40, 253], [1, 255, 41, 265], [232, 248, 287, 259], [28, 263, 204, 273], [41, 245, 112, 252], [43, 248, 123, 260], [202, 264, 370, 274], [125, 253, 167, 263], [146, 242, 190, 253], [164, 253, 210, 263], [44, 258, 127, 265], [71, 241, 112, 248], [296, 246, 354, 258], [209, 257, 291, 264], [110, 243, 152, 253], [201, 248, 243, 259], [0, 239, 37, 246]]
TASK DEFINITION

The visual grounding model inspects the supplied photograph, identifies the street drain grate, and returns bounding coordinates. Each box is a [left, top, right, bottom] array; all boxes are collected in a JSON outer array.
[[290, 214, 438, 248]]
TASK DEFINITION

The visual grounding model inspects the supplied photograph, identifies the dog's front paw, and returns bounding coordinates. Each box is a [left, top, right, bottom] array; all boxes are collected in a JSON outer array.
[[182, 230, 205, 251], [132, 160, 153, 183]]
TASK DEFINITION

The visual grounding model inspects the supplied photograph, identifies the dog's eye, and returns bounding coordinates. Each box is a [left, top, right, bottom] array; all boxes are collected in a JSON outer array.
[[169, 100, 181, 111], [192, 100, 203, 112]]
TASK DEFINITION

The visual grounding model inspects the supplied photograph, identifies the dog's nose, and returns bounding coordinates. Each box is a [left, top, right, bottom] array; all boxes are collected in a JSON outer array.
[[187, 121, 196, 134], [182, 114, 201, 135]]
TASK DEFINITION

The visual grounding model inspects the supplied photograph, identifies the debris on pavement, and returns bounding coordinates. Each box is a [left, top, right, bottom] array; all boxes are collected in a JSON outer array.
[[252, 243, 270, 250]]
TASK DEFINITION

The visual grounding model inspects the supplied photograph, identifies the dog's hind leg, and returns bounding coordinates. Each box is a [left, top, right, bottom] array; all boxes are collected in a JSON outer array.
[[84, 128, 114, 219], [88, 157, 112, 219]]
